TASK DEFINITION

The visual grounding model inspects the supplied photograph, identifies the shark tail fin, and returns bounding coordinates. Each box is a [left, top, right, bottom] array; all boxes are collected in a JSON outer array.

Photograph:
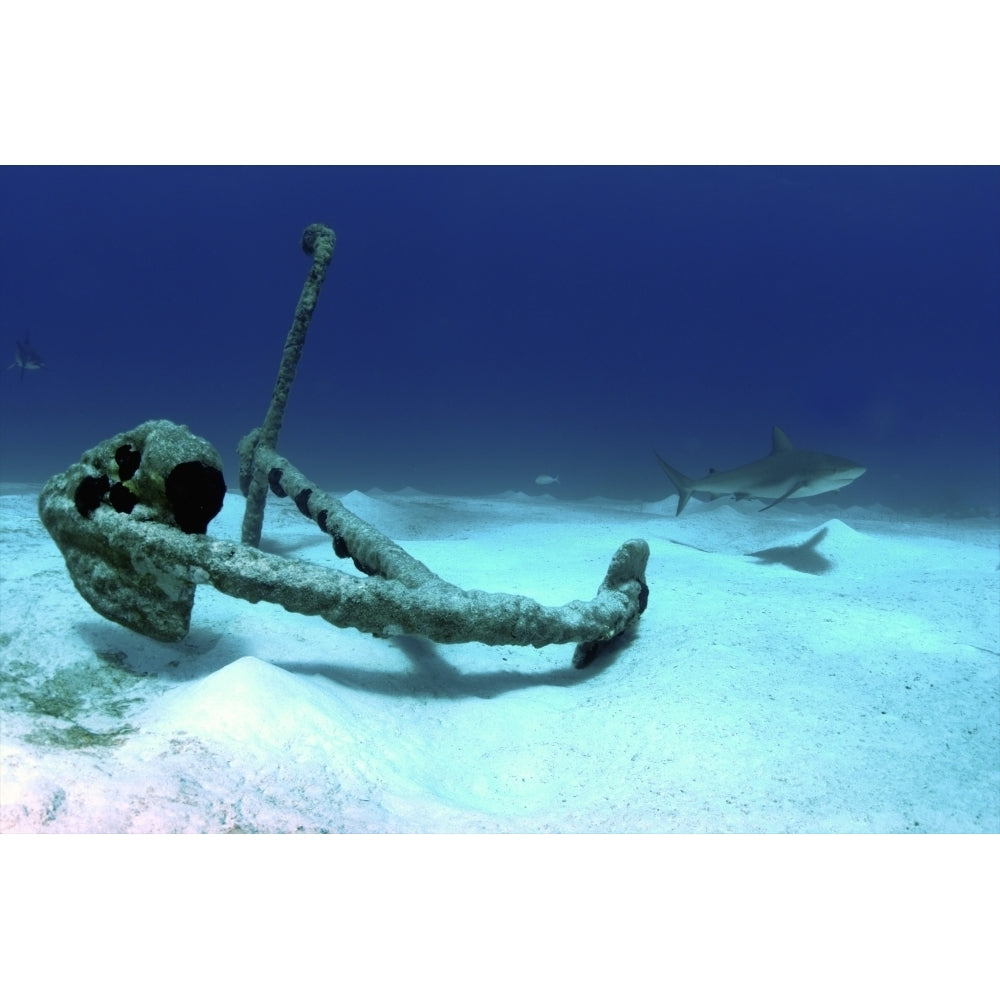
[[654, 451, 695, 516]]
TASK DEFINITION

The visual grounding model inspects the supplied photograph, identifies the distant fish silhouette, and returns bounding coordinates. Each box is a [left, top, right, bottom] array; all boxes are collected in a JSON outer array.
[[8, 334, 45, 381], [535, 474, 560, 486]]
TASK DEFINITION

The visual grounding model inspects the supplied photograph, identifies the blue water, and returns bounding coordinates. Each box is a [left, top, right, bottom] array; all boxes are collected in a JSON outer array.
[[1, 166, 997, 513]]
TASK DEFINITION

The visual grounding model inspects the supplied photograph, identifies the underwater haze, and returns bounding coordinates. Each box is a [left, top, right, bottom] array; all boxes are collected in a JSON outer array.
[[1, 166, 998, 513], [2, 166, 999, 835]]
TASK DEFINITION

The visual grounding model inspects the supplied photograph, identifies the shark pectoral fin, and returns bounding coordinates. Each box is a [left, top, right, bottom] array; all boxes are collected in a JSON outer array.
[[758, 481, 808, 511]]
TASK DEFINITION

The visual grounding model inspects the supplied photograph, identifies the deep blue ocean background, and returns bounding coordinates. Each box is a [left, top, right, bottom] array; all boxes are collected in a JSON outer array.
[[1, 167, 997, 513]]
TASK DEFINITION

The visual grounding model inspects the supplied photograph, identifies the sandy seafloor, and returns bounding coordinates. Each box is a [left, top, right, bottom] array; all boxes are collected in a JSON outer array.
[[1, 481, 997, 834]]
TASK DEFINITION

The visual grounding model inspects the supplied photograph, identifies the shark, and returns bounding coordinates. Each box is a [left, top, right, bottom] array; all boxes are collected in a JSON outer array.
[[7, 334, 45, 381], [655, 426, 866, 516]]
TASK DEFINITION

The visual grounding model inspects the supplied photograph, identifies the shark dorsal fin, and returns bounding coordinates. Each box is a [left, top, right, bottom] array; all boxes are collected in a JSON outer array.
[[770, 426, 794, 454]]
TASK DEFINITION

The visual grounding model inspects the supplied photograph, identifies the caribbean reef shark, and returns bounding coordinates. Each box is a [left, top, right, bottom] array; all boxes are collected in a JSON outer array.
[[7, 334, 45, 381], [655, 427, 865, 516]]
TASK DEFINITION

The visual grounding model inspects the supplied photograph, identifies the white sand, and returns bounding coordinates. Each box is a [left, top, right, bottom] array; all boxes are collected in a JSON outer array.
[[1, 485, 997, 833]]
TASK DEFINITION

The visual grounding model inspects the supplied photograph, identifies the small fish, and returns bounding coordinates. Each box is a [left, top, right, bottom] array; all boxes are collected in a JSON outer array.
[[535, 474, 560, 486], [7, 333, 45, 381]]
